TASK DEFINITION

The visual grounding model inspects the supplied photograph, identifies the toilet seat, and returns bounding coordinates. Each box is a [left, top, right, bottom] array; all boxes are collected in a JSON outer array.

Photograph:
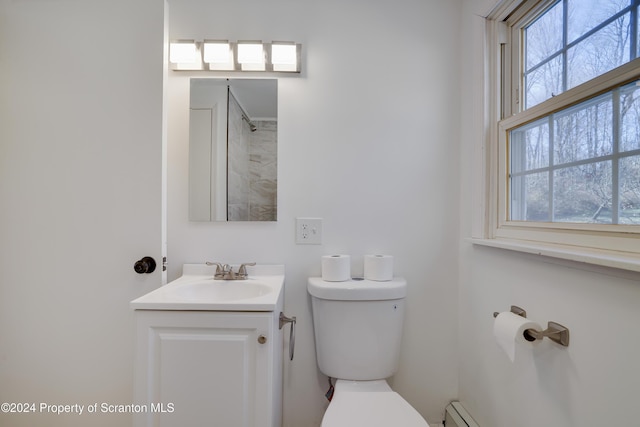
[[321, 391, 430, 427]]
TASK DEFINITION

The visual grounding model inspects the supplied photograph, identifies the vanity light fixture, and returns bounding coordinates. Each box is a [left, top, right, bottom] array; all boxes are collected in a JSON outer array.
[[169, 39, 301, 73]]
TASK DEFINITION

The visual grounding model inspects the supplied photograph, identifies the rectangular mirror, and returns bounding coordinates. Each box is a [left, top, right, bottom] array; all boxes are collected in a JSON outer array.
[[189, 78, 277, 221]]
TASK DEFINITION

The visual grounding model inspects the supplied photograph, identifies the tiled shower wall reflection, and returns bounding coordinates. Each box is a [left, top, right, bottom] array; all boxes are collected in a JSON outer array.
[[227, 94, 277, 221], [249, 120, 277, 221]]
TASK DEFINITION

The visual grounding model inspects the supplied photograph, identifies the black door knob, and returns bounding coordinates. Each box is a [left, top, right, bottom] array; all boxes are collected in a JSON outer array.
[[134, 257, 156, 274]]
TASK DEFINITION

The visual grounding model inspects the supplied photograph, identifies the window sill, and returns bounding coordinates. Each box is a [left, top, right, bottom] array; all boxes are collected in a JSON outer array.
[[469, 237, 640, 274]]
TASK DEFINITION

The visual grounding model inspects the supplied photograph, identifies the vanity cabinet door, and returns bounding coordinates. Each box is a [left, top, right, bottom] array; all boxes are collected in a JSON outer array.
[[134, 310, 279, 427]]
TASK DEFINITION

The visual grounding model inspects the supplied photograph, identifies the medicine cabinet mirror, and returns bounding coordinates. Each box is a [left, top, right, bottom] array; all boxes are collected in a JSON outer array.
[[189, 78, 277, 221]]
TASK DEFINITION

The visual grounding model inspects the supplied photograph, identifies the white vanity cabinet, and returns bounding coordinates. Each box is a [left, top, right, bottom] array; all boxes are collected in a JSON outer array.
[[131, 264, 287, 427], [133, 309, 283, 427]]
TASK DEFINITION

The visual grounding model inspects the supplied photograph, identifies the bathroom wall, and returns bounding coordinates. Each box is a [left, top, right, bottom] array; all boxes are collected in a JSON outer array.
[[167, 0, 462, 424], [458, 1, 640, 425]]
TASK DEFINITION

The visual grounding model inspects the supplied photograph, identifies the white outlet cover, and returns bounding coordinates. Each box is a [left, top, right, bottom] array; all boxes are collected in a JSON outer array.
[[296, 217, 322, 244]]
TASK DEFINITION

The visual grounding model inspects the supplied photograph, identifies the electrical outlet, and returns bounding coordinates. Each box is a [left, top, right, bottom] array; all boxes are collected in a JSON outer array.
[[296, 217, 322, 244]]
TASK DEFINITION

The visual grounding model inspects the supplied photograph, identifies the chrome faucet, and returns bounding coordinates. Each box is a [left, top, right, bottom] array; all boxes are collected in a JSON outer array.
[[206, 262, 256, 280]]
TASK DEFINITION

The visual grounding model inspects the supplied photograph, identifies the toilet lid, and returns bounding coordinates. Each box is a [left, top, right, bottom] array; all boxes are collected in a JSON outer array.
[[322, 391, 430, 427]]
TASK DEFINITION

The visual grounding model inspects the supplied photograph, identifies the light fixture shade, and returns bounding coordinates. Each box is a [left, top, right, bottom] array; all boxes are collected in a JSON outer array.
[[271, 42, 299, 72], [237, 41, 265, 71], [203, 41, 230, 62], [203, 40, 234, 70], [169, 41, 198, 64], [271, 43, 296, 64]]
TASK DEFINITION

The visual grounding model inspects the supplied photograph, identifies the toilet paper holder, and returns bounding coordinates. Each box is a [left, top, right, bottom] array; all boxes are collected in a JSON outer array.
[[493, 305, 570, 347]]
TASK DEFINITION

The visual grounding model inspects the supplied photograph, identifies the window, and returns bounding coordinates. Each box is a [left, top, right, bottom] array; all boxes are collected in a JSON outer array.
[[486, 0, 640, 266]]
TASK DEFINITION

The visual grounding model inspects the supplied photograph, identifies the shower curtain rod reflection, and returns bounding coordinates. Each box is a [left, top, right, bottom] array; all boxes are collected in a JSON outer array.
[[228, 86, 257, 132], [242, 114, 257, 132]]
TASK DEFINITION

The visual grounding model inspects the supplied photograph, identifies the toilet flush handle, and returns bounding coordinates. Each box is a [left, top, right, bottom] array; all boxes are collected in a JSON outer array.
[[279, 312, 296, 361]]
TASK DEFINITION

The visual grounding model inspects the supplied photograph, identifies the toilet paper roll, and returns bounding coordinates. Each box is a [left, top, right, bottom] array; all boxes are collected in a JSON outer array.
[[364, 254, 394, 281], [321, 255, 351, 282], [493, 311, 541, 362]]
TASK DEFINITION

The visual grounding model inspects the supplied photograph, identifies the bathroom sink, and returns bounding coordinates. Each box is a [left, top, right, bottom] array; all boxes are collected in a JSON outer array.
[[171, 279, 272, 302], [130, 264, 284, 311]]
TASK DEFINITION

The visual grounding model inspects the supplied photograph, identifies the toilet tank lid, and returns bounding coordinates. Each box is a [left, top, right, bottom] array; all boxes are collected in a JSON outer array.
[[308, 277, 406, 301]]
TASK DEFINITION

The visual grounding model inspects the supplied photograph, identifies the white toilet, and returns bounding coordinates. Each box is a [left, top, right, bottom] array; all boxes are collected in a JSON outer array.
[[308, 277, 430, 427]]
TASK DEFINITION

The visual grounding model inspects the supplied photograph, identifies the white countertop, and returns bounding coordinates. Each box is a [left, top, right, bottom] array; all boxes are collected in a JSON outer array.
[[131, 264, 285, 311]]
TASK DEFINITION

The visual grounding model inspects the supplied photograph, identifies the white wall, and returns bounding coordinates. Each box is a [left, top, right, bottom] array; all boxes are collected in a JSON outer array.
[[458, 1, 640, 425], [167, 0, 462, 424]]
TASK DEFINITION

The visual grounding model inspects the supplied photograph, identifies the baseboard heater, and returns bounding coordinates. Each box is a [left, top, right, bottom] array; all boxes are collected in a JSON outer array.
[[444, 402, 479, 427]]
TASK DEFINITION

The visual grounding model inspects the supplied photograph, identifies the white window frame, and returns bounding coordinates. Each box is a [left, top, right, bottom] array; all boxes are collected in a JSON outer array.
[[477, 0, 640, 272]]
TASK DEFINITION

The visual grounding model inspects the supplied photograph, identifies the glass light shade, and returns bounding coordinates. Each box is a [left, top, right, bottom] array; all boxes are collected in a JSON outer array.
[[203, 41, 231, 63], [271, 44, 297, 65], [237, 43, 264, 64], [169, 42, 198, 63]]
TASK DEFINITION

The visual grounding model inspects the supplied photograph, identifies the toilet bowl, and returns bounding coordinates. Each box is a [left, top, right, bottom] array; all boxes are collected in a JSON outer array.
[[308, 277, 430, 427], [321, 380, 429, 427]]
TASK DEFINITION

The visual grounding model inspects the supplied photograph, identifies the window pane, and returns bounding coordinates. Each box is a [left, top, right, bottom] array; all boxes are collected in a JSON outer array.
[[523, 1, 635, 111], [620, 155, 640, 224], [526, 2, 563, 70], [509, 82, 640, 226], [620, 81, 640, 152], [553, 161, 612, 223], [525, 56, 563, 108], [553, 93, 613, 165], [511, 172, 550, 221], [567, 15, 630, 89], [567, 0, 629, 44], [511, 118, 549, 173]]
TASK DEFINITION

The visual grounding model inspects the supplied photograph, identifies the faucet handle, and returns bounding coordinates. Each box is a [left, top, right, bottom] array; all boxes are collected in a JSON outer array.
[[237, 262, 256, 278], [205, 262, 224, 276]]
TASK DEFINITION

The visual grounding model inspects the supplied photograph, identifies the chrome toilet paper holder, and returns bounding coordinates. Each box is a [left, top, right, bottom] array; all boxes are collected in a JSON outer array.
[[493, 305, 570, 347]]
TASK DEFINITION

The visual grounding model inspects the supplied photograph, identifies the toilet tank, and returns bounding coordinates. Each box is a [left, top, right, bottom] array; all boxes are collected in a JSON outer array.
[[308, 277, 407, 381]]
